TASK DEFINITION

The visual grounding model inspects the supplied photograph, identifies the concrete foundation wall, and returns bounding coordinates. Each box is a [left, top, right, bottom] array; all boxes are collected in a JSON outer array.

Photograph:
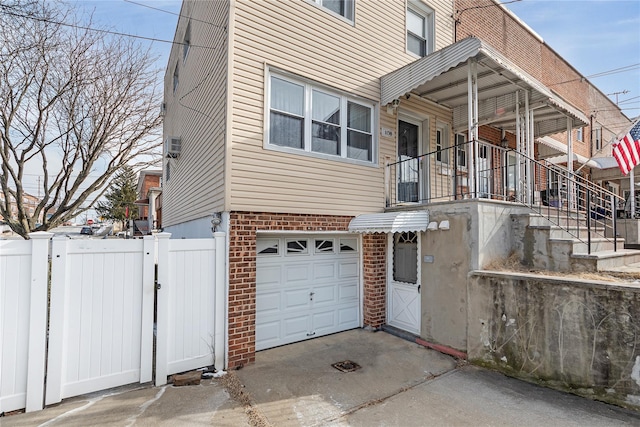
[[417, 200, 529, 351], [467, 271, 640, 410]]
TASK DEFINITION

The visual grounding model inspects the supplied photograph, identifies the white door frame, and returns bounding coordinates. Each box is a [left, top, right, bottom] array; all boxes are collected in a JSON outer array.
[[386, 231, 422, 334], [398, 114, 430, 202]]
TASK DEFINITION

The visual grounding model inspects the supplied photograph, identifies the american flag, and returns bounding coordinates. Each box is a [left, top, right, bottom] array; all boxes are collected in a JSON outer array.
[[612, 119, 640, 175]]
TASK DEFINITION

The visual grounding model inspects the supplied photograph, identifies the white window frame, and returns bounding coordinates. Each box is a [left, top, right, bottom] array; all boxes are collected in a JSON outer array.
[[183, 21, 191, 62], [265, 69, 378, 167], [406, 0, 435, 58], [594, 127, 602, 150], [455, 133, 467, 170], [172, 63, 179, 94], [309, 0, 355, 24], [576, 127, 583, 142], [435, 122, 450, 164]]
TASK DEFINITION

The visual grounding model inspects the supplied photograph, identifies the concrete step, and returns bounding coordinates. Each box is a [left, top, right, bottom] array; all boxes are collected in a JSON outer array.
[[570, 249, 640, 272], [549, 237, 625, 254]]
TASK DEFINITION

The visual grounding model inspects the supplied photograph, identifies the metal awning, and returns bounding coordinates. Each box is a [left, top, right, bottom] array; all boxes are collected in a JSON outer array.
[[381, 37, 589, 137], [546, 153, 600, 169], [348, 211, 429, 234], [537, 136, 567, 157]]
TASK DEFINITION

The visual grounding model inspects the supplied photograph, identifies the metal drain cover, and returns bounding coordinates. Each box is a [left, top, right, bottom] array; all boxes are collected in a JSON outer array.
[[332, 360, 361, 372]]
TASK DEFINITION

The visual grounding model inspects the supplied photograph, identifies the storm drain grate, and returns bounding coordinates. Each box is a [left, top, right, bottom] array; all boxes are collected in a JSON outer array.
[[331, 360, 361, 372]]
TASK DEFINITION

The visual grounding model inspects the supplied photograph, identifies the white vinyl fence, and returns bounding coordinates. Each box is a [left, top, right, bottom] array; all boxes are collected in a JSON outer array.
[[0, 231, 226, 414]]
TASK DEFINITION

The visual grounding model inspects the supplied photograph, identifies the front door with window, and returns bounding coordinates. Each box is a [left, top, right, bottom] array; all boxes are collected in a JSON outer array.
[[387, 232, 421, 334], [397, 119, 425, 203]]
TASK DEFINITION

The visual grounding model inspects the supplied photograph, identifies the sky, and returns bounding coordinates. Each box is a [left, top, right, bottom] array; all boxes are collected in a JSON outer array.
[[72, 0, 640, 117], [12, 0, 640, 217]]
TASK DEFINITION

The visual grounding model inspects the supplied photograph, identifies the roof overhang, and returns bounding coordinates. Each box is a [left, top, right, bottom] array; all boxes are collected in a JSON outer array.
[[381, 37, 589, 137], [348, 211, 429, 234]]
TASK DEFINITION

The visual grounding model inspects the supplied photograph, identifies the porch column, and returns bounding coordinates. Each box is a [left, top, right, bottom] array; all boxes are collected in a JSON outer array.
[[567, 117, 574, 209], [515, 91, 522, 201], [362, 233, 387, 328], [467, 59, 479, 197], [524, 90, 531, 204]]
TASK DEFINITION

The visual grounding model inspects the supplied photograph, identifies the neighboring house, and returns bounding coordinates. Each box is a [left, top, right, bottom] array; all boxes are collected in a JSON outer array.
[[134, 170, 162, 233], [0, 191, 40, 223], [162, 0, 632, 369]]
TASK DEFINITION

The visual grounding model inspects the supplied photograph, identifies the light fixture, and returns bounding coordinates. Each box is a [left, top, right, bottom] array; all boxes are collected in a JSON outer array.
[[387, 99, 401, 114], [427, 221, 438, 231], [438, 220, 450, 231], [500, 129, 509, 148], [211, 212, 222, 233]]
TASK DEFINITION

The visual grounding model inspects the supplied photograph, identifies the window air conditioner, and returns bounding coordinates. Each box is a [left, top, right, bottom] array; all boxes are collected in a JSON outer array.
[[165, 137, 181, 158]]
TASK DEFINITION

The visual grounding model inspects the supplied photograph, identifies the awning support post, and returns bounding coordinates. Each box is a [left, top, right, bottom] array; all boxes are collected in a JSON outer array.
[[566, 117, 574, 209], [467, 59, 478, 198]]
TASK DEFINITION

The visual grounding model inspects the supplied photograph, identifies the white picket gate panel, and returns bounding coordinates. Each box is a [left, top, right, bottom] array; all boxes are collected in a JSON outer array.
[[0, 233, 50, 413], [155, 232, 226, 386], [45, 236, 155, 405]]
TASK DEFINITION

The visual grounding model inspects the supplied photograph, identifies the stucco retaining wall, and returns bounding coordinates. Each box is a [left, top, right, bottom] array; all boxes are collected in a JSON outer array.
[[468, 271, 640, 409]]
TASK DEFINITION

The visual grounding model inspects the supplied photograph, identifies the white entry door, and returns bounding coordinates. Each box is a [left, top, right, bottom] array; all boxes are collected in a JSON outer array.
[[387, 232, 421, 334], [256, 235, 360, 351]]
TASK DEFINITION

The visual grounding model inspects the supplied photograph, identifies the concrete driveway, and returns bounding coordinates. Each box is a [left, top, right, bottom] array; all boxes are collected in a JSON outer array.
[[4, 329, 640, 426]]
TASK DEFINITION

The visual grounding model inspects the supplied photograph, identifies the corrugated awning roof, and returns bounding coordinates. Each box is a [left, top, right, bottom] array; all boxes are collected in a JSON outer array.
[[381, 37, 589, 137], [348, 211, 429, 234]]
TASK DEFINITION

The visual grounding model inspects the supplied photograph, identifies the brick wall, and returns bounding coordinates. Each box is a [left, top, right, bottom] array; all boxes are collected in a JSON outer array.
[[227, 211, 360, 368], [362, 233, 387, 328], [454, 0, 603, 159]]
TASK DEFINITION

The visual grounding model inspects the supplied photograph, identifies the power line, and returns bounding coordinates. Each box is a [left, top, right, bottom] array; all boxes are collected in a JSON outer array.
[[123, 0, 224, 29], [0, 8, 218, 51]]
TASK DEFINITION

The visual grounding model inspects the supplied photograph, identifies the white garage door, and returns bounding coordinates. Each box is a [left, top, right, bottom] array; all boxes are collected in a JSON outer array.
[[256, 234, 360, 351]]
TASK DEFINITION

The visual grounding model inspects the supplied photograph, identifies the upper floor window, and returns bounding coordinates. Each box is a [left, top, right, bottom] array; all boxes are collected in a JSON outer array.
[[267, 72, 376, 164], [576, 127, 583, 142], [172, 63, 179, 93], [594, 128, 602, 150], [183, 21, 191, 62], [313, 0, 354, 22], [406, 1, 434, 57]]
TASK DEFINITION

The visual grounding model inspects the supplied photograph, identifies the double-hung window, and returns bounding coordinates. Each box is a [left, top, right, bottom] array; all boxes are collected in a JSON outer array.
[[268, 72, 375, 164], [407, 1, 434, 57], [312, 0, 354, 22], [455, 134, 466, 169]]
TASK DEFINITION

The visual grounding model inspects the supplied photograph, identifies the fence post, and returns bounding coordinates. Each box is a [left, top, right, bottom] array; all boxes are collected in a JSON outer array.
[[45, 236, 69, 406], [612, 194, 618, 252], [140, 236, 156, 383], [24, 232, 52, 412], [213, 232, 226, 370], [586, 189, 592, 254], [154, 232, 171, 386]]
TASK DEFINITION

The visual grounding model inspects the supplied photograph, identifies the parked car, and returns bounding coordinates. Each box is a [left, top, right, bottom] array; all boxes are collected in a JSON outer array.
[[80, 226, 93, 235]]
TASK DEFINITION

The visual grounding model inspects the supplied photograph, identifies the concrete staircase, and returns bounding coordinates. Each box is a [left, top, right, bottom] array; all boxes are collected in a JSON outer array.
[[512, 212, 640, 273]]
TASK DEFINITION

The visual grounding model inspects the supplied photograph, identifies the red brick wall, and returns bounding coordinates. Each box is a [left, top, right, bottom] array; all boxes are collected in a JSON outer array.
[[227, 211, 359, 368], [362, 234, 387, 328], [455, 0, 594, 158]]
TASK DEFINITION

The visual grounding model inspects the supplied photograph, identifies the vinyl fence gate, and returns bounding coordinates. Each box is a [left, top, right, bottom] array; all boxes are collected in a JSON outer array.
[[0, 232, 226, 413]]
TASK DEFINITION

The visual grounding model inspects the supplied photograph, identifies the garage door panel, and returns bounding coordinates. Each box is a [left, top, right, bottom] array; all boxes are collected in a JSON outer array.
[[257, 234, 360, 351], [312, 285, 336, 305], [339, 261, 358, 278], [313, 262, 336, 280], [338, 283, 358, 301], [338, 306, 359, 326], [284, 288, 312, 311], [257, 265, 282, 287], [284, 264, 311, 282], [256, 291, 281, 314]]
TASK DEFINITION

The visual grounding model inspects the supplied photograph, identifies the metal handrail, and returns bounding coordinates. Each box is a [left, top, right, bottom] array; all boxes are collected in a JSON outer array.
[[386, 140, 625, 254]]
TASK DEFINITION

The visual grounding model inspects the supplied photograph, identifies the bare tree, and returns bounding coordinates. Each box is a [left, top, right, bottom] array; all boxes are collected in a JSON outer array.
[[0, 0, 163, 239]]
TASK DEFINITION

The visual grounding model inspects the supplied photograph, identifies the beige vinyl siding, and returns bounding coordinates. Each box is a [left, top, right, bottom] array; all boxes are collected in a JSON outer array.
[[385, 97, 454, 204], [229, 0, 454, 215], [162, 1, 230, 227]]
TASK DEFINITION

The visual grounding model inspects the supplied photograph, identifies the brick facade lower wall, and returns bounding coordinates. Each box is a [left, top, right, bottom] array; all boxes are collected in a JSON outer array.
[[362, 234, 387, 328], [227, 211, 388, 369]]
